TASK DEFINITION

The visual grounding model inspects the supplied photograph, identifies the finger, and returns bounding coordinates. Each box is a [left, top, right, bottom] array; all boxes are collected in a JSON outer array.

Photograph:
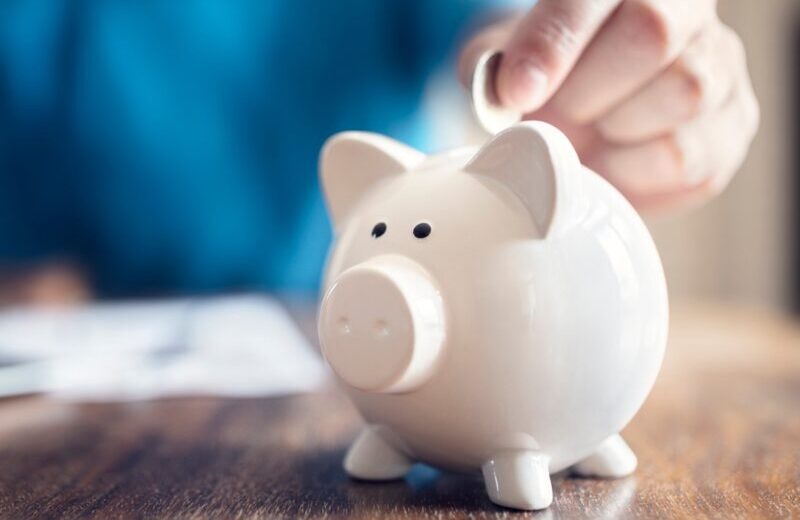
[[634, 77, 759, 213], [494, 0, 622, 112], [625, 177, 725, 214], [596, 20, 737, 143], [586, 73, 759, 203], [550, 0, 717, 124]]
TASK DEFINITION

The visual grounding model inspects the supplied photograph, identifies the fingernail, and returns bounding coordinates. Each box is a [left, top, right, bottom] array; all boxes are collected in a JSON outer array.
[[499, 59, 548, 112]]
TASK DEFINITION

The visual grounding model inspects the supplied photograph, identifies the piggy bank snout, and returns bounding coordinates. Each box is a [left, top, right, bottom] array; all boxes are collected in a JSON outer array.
[[319, 256, 446, 393]]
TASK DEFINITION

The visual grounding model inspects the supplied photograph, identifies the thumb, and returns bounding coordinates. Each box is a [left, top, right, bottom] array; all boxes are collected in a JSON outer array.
[[496, 0, 620, 112]]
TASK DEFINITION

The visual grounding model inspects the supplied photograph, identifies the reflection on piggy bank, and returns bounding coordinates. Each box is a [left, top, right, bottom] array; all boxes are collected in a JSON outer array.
[[317, 122, 668, 510]]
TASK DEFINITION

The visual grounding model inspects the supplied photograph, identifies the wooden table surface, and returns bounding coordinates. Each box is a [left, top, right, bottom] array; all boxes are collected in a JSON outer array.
[[0, 301, 798, 519]]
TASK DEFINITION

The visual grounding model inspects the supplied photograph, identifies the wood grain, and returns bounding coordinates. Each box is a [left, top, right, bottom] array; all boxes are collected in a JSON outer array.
[[0, 301, 798, 519]]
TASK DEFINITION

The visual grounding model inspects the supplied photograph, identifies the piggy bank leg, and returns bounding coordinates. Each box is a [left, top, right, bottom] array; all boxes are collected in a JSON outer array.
[[482, 451, 552, 510], [572, 434, 637, 478], [344, 426, 412, 480]]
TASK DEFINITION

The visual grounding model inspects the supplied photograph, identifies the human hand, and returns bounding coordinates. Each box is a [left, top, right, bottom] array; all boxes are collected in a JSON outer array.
[[460, 0, 759, 212], [0, 262, 89, 307]]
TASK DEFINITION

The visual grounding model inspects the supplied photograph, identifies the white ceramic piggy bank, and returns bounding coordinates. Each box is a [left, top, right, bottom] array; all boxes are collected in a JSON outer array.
[[317, 121, 668, 510]]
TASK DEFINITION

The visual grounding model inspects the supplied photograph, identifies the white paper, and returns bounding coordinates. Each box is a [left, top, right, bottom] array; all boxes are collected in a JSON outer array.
[[0, 295, 328, 400]]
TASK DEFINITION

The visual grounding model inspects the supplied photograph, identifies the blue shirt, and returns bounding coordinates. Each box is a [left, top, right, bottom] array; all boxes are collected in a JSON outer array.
[[0, 0, 497, 295]]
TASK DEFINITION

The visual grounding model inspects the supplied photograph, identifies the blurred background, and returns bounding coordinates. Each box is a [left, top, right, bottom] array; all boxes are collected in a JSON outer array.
[[0, 0, 794, 309], [0, 0, 796, 400]]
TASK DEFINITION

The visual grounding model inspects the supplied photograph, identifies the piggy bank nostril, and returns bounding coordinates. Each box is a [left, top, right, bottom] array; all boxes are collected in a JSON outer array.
[[373, 320, 390, 338], [338, 317, 351, 334]]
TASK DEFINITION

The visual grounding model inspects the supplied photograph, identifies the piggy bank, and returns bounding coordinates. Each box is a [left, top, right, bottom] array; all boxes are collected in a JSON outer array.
[[317, 121, 668, 510]]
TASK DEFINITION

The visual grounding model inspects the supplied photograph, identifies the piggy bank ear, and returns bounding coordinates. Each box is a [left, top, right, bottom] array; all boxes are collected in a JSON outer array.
[[320, 132, 424, 230], [465, 121, 583, 238]]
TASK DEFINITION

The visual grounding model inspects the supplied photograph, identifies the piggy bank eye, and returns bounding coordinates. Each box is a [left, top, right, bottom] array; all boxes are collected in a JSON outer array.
[[371, 222, 387, 238], [413, 222, 431, 239]]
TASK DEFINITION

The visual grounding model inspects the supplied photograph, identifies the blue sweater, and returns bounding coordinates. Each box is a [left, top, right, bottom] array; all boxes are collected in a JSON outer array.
[[0, 0, 498, 295]]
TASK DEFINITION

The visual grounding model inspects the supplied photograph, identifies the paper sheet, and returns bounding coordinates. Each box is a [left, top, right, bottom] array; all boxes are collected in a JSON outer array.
[[0, 295, 328, 400]]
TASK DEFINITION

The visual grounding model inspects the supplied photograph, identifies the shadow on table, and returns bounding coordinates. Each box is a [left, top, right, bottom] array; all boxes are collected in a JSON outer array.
[[293, 447, 637, 518]]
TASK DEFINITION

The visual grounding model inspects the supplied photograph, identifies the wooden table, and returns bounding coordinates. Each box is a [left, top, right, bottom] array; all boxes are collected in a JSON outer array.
[[0, 301, 798, 518]]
